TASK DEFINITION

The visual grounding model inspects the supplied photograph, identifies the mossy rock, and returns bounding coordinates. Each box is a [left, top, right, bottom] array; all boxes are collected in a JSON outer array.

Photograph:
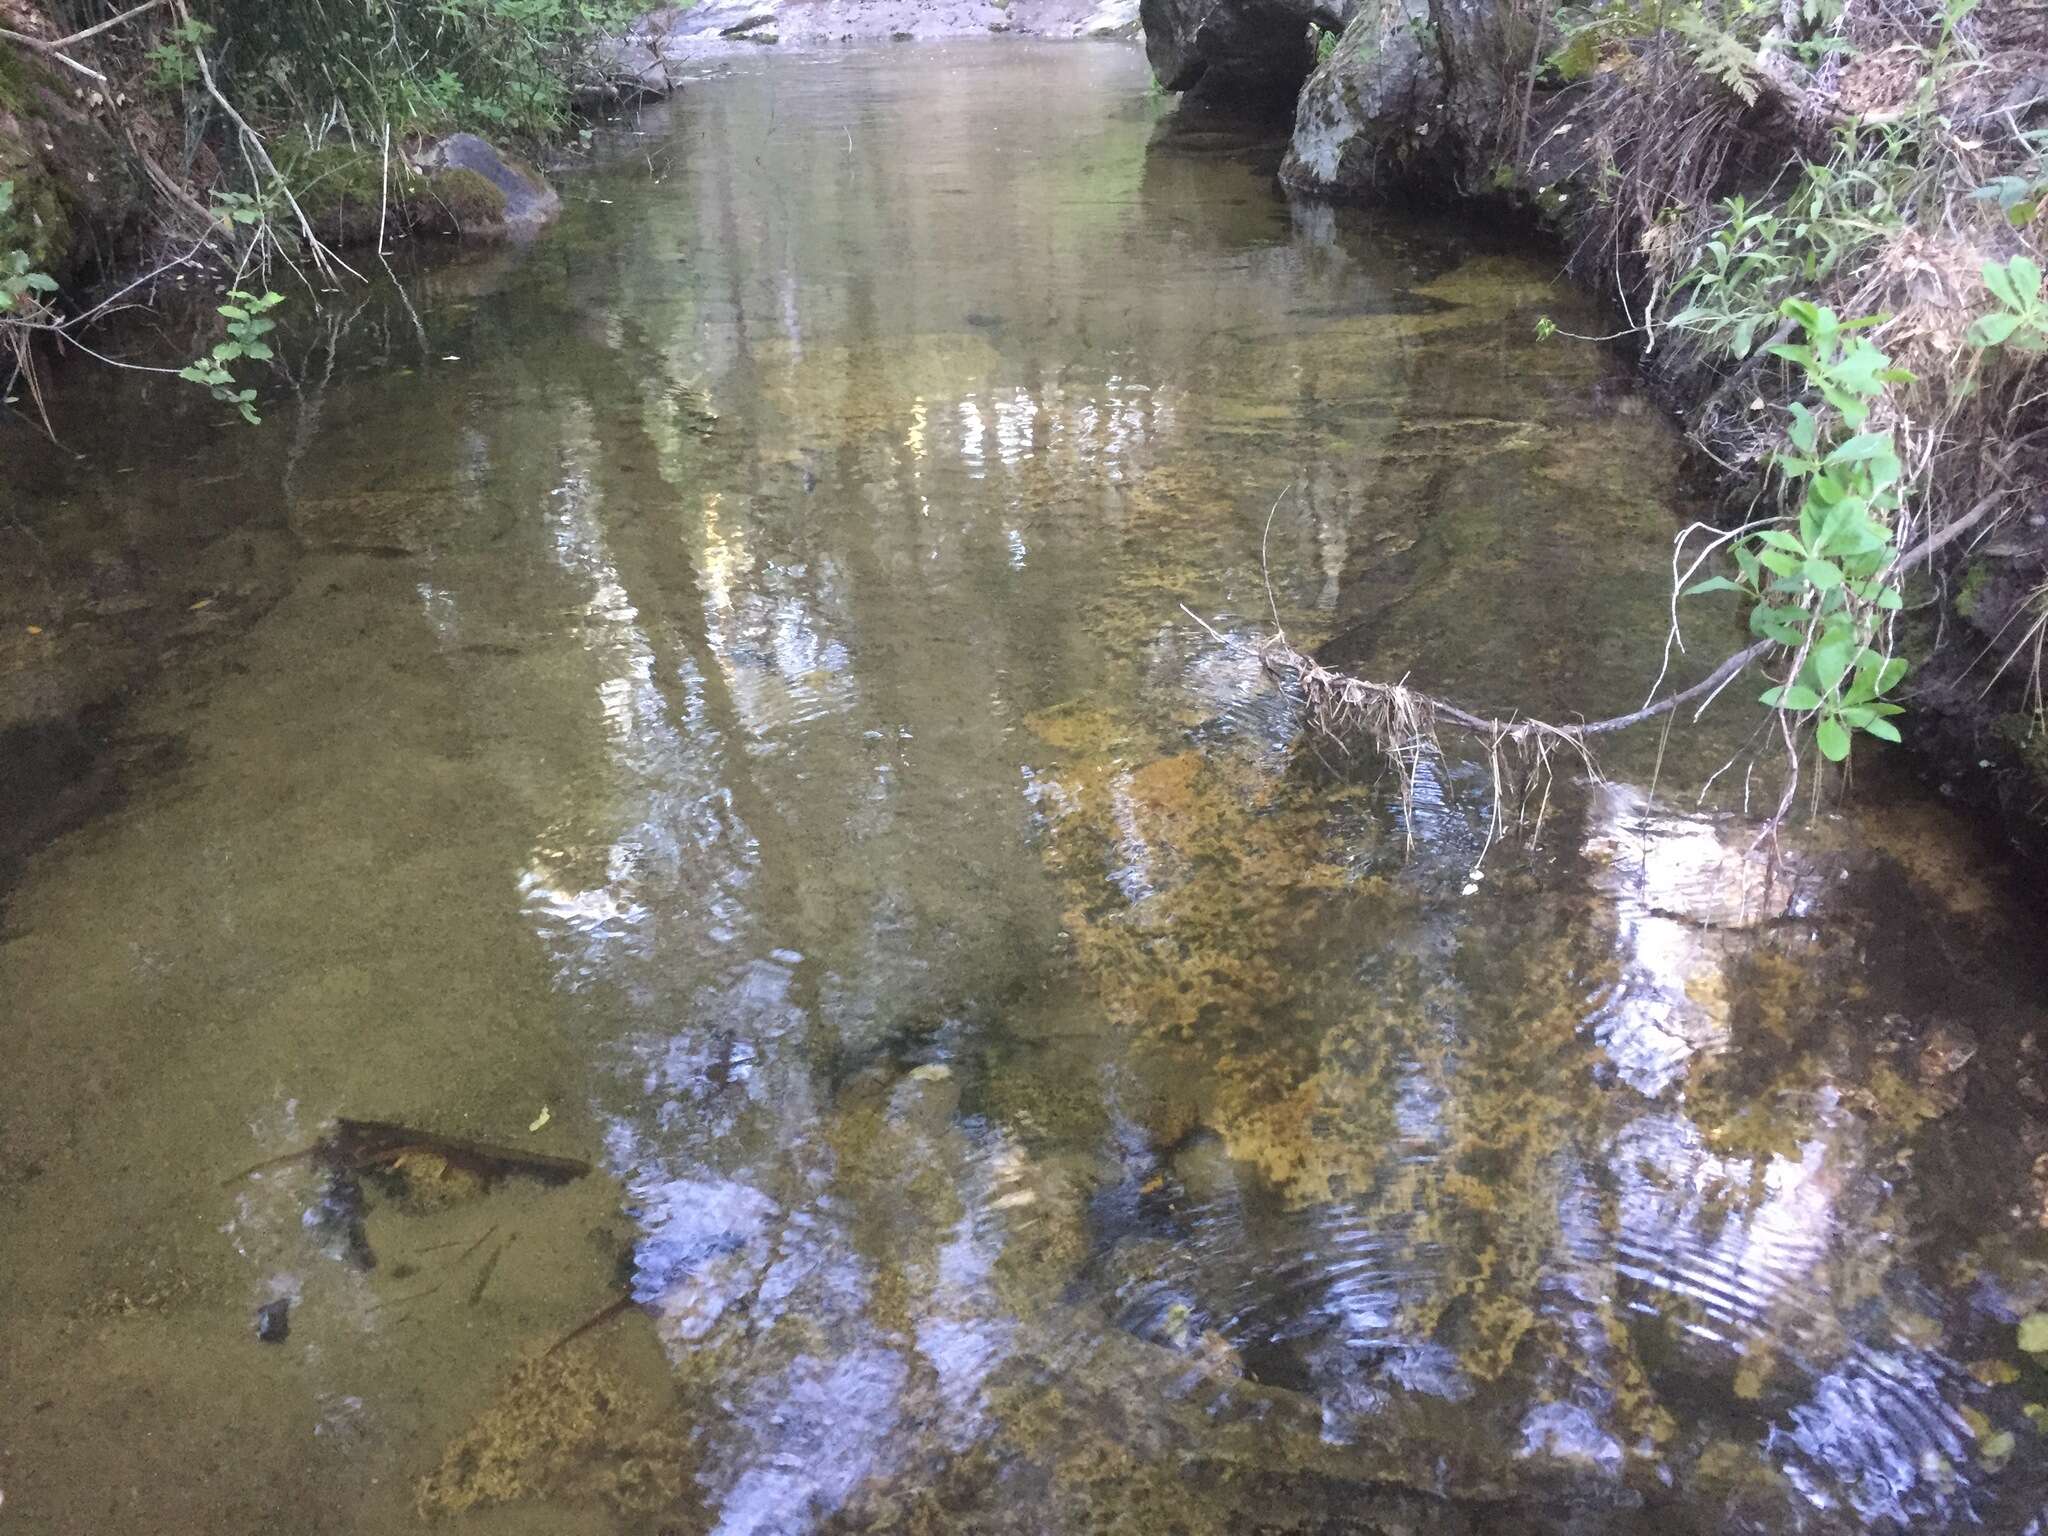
[[417, 132, 561, 239], [427, 166, 510, 232]]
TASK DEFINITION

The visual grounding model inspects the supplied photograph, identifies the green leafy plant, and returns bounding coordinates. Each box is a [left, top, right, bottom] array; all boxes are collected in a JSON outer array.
[[145, 16, 215, 91], [0, 181, 58, 318], [172, 0, 657, 140], [179, 289, 284, 425], [1972, 139, 2046, 228], [1669, 194, 1788, 356], [1670, 131, 1919, 359], [1969, 255, 2047, 351], [209, 190, 270, 231], [1686, 299, 1913, 761]]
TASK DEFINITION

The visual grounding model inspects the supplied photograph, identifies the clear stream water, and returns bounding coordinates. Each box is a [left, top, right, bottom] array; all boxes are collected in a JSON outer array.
[[5, 40, 2048, 1536]]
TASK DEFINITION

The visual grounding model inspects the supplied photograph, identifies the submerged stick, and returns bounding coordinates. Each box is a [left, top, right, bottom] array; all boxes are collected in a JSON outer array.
[[223, 1120, 592, 1189], [1232, 483, 1996, 765], [450, 1223, 501, 1269], [220, 1145, 320, 1187], [546, 1293, 638, 1355], [467, 1233, 515, 1306], [331, 1119, 593, 1185]]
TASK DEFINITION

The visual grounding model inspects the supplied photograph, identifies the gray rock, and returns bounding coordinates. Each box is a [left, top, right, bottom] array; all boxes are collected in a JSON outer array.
[[1281, 0, 1445, 196], [1072, 0, 1141, 35], [417, 133, 561, 240], [1281, 0, 1523, 199]]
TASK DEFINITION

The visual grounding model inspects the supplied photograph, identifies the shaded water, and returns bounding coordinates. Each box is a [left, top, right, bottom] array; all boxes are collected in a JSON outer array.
[[6, 41, 2048, 1536]]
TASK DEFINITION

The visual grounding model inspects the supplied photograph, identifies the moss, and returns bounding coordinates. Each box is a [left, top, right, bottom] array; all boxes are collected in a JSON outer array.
[[286, 145, 426, 246], [1995, 712, 2048, 821], [0, 54, 75, 271], [0, 44, 35, 116], [415, 1351, 693, 1520], [429, 166, 510, 231], [0, 166, 72, 273], [1955, 559, 1994, 621]]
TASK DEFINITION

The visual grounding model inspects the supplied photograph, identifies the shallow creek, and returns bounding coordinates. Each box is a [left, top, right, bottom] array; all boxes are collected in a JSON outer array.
[[5, 40, 2048, 1536]]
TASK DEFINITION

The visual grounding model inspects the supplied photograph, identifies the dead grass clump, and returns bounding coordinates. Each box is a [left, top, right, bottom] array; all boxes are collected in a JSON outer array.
[[1858, 227, 1987, 386], [1836, 43, 1925, 121], [1559, 38, 1752, 308]]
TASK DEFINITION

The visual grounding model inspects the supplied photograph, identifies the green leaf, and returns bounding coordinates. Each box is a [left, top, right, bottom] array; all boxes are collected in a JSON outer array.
[[1751, 605, 1807, 646], [218, 304, 249, 321], [23, 272, 56, 293], [1825, 431, 1894, 465], [1786, 401, 1820, 454], [1803, 559, 1845, 591], [2012, 255, 2043, 306], [1864, 718, 1902, 742], [1757, 550, 1803, 579], [1757, 530, 1807, 554], [1875, 656, 1907, 693], [1985, 260, 2021, 310], [1972, 312, 2022, 347], [1780, 297, 1822, 329], [1685, 576, 1744, 596], [1817, 717, 1852, 760], [1762, 684, 1823, 711], [1810, 630, 1856, 693]]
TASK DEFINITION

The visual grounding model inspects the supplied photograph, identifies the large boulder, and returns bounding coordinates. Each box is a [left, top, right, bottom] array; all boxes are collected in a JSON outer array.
[[416, 133, 561, 240], [1280, 0, 1445, 196], [1280, 0, 1526, 198], [1140, 0, 1327, 104]]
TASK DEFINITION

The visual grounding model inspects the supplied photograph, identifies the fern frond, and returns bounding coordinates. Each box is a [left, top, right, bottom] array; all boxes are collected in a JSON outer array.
[[1673, 11, 1761, 105]]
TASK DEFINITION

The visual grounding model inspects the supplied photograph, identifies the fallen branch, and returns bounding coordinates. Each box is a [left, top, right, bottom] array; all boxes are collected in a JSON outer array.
[[1194, 485, 2009, 863], [0, 0, 166, 53]]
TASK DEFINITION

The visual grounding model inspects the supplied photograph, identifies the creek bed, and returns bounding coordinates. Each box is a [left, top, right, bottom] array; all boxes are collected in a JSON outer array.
[[3, 40, 2047, 1536]]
